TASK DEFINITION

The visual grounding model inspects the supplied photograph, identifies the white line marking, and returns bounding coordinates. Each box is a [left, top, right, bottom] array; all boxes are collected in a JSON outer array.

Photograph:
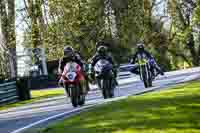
[[10, 87, 164, 133], [11, 104, 95, 133], [11, 96, 129, 133]]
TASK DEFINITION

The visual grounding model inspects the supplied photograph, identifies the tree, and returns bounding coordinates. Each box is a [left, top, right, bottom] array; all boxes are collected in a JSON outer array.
[[0, 0, 17, 79], [17, 0, 199, 70], [168, 0, 200, 66]]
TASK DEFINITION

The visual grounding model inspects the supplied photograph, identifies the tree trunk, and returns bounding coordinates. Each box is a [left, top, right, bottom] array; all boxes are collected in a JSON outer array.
[[8, 0, 17, 78], [0, 0, 17, 79], [187, 34, 199, 66], [0, 29, 7, 78], [104, 0, 118, 40], [26, 0, 42, 48], [198, 43, 200, 65]]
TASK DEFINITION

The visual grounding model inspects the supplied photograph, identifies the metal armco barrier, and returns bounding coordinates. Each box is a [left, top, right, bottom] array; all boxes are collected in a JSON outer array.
[[0, 81, 18, 105]]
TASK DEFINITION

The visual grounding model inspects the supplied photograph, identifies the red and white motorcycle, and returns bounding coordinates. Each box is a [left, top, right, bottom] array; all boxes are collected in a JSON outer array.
[[61, 61, 86, 107]]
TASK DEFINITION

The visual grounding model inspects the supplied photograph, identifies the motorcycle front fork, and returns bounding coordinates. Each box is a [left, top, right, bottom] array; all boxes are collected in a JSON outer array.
[[97, 79, 103, 89], [64, 84, 70, 97]]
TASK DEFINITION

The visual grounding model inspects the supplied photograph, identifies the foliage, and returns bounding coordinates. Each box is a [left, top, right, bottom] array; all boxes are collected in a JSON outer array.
[[45, 0, 105, 60], [17, 0, 200, 70], [167, 0, 200, 67]]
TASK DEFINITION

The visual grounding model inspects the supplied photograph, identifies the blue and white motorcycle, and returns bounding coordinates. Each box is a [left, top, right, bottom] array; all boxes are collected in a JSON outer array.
[[94, 59, 115, 99]]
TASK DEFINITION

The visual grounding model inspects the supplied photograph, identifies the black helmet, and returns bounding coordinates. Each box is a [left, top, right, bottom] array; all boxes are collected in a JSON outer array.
[[96, 41, 105, 48], [64, 46, 74, 58], [137, 43, 145, 51], [97, 45, 108, 56]]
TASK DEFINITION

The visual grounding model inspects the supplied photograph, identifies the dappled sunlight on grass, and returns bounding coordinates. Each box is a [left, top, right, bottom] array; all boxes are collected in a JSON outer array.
[[36, 81, 200, 133], [112, 128, 200, 133], [31, 88, 65, 98]]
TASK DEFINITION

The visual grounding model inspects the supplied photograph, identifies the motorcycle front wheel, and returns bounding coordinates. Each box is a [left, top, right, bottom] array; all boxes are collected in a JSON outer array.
[[102, 79, 113, 99], [70, 86, 79, 107], [78, 95, 85, 106]]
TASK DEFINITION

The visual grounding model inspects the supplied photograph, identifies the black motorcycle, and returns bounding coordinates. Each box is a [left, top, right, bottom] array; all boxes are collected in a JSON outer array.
[[137, 58, 153, 88], [93, 59, 115, 99]]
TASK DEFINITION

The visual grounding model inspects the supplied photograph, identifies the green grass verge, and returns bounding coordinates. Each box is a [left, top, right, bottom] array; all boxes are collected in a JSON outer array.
[[0, 88, 65, 111], [36, 81, 200, 133], [31, 88, 65, 99]]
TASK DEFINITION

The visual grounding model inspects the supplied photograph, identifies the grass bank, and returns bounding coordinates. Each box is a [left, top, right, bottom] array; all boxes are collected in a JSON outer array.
[[38, 81, 200, 133], [0, 88, 65, 111]]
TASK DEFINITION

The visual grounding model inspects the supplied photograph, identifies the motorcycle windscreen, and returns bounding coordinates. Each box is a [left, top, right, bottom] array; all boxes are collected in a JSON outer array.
[[136, 53, 149, 65], [62, 62, 80, 81], [94, 59, 111, 73], [138, 59, 148, 65], [63, 62, 81, 73]]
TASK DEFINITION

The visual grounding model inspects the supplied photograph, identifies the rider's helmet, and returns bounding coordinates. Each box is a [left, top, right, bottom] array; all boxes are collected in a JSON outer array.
[[64, 45, 74, 59], [96, 40, 105, 48], [137, 43, 145, 51], [97, 45, 108, 56]]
